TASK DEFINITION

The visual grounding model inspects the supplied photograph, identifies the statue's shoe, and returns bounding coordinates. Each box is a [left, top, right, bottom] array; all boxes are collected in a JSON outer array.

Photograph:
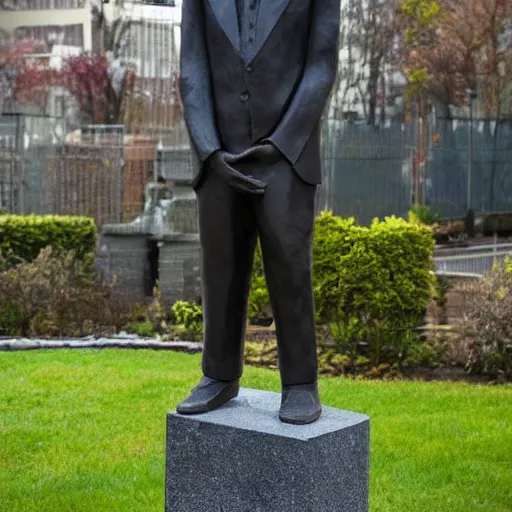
[[279, 382, 322, 425], [176, 376, 239, 414]]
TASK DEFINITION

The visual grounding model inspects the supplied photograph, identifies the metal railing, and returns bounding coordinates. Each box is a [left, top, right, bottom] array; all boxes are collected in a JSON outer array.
[[434, 247, 512, 276]]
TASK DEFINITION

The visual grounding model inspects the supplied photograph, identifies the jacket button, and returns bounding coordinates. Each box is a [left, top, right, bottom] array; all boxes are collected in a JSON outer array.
[[246, 65, 253, 73], [240, 91, 250, 101]]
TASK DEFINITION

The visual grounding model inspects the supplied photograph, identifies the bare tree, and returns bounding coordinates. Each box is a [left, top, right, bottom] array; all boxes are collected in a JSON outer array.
[[364, 0, 397, 124], [330, 0, 400, 124]]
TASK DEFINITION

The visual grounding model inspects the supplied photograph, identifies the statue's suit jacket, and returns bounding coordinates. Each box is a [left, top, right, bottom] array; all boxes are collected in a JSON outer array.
[[180, 0, 341, 186]]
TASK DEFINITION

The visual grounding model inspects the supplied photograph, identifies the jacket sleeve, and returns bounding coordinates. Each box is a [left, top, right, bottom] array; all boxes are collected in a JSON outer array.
[[263, 0, 340, 164], [179, 0, 222, 162]]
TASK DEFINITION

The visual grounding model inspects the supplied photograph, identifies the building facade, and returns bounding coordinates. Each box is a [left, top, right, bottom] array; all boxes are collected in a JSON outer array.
[[0, 0, 93, 119], [120, 0, 184, 143], [0, 0, 92, 52]]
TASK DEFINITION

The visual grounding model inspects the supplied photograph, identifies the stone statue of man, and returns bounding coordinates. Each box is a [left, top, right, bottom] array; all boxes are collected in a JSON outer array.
[[176, 0, 341, 424]]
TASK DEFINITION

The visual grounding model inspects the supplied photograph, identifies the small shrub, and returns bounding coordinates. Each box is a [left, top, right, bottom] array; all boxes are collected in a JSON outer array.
[[123, 285, 168, 336], [245, 339, 279, 368], [124, 321, 155, 338], [122, 295, 204, 341], [408, 203, 441, 225], [423, 328, 459, 365], [123, 304, 154, 337], [0, 214, 96, 268], [248, 242, 271, 322], [0, 246, 127, 337], [428, 274, 452, 325], [457, 263, 512, 380], [431, 220, 465, 243], [147, 284, 168, 333], [248, 275, 271, 321], [170, 300, 203, 339], [408, 204, 466, 242], [402, 341, 437, 368]]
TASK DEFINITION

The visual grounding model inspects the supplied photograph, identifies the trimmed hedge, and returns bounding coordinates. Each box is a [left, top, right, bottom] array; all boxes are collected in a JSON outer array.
[[313, 212, 435, 322], [0, 215, 96, 267]]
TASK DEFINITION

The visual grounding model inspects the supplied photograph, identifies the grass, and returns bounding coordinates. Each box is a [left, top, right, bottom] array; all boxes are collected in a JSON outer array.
[[0, 350, 511, 512]]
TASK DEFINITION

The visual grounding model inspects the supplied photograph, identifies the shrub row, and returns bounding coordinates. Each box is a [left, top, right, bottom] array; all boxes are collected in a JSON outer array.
[[6, 211, 508, 380], [0, 211, 436, 371]]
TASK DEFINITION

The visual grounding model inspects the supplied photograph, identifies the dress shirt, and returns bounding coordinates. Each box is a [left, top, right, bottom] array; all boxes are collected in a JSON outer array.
[[235, 0, 259, 60]]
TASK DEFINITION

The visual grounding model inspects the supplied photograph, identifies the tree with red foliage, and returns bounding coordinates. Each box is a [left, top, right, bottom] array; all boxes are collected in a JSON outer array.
[[13, 59, 60, 109], [59, 53, 136, 124], [0, 39, 45, 110], [11, 50, 135, 124]]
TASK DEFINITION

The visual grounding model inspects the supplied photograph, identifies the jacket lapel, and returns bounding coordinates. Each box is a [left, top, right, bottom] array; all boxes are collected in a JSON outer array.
[[247, 0, 293, 62], [207, 0, 293, 62], [207, 0, 241, 55]]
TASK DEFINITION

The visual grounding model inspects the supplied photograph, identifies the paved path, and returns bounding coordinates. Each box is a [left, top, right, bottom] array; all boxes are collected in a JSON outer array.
[[0, 334, 202, 353]]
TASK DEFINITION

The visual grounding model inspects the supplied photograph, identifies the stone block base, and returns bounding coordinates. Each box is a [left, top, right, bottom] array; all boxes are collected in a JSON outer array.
[[165, 388, 369, 512]]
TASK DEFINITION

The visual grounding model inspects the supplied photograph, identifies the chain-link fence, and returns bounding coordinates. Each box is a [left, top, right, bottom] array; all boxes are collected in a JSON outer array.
[[320, 119, 415, 224], [425, 118, 512, 218], [0, 115, 19, 213], [319, 117, 512, 224], [0, 116, 157, 228], [0, 113, 60, 215], [3, 114, 512, 229]]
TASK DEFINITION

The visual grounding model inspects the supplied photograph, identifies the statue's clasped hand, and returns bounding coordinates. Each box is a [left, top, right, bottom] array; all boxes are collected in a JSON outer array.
[[207, 143, 282, 195]]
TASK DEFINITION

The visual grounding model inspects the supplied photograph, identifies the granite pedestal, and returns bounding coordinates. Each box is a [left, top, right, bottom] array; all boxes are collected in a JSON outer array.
[[165, 388, 369, 512]]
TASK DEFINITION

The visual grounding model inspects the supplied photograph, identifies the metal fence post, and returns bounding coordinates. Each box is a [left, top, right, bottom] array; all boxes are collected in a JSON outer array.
[[467, 89, 477, 211]]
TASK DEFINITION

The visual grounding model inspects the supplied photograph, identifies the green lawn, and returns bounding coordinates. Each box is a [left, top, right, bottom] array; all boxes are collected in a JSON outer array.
[[1, 350, 511, 512]]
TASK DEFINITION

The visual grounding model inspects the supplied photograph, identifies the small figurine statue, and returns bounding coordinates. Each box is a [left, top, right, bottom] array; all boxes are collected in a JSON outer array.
[[176, 0, 341, 424]]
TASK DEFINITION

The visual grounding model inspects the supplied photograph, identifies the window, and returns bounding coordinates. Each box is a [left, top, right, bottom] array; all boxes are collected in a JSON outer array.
[[14, 25, 84, 50]]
